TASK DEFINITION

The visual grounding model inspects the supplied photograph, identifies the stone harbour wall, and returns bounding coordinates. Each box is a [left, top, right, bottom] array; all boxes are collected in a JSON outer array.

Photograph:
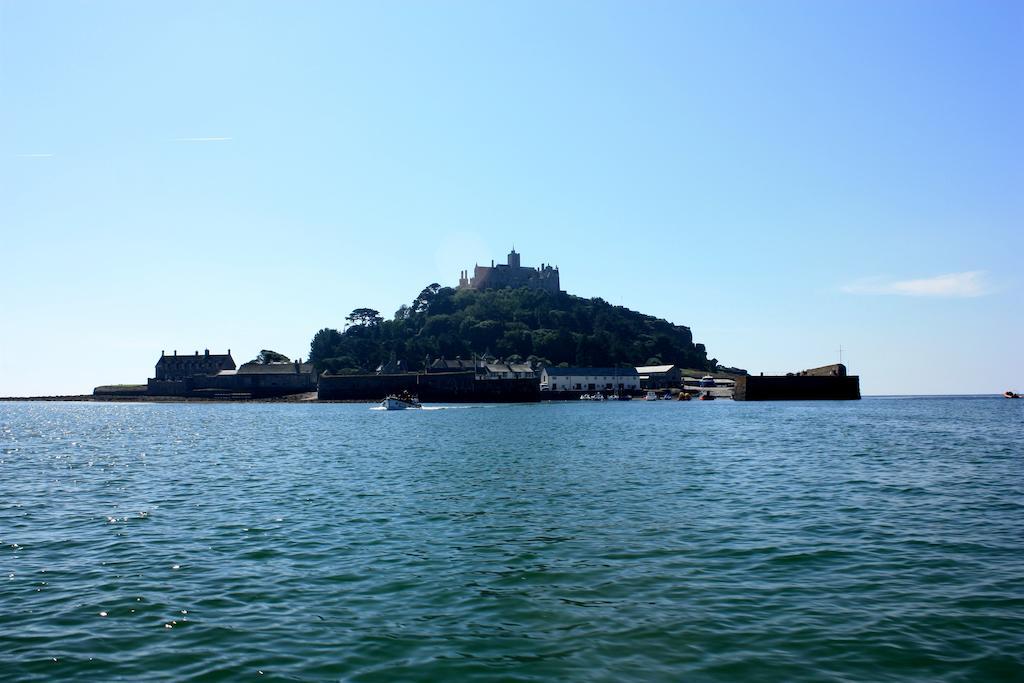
[[733, 375, 860, 401]]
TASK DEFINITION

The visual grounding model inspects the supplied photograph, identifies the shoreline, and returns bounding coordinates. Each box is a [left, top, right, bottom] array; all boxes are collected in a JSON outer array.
[[0, 393, 364, 404], [1, 394, 1010, 403]]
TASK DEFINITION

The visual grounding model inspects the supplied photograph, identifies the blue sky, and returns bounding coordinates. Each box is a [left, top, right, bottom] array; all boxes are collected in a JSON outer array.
[[1, 1, 1021, 396]]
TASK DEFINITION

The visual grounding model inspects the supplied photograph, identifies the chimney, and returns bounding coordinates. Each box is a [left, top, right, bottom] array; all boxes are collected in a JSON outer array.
[[204, 349, 209, 357], [174, 350, 177, 356], [195, 350, 199, 356], [228, 349, 231, 356], [161, 350, 165, 357]]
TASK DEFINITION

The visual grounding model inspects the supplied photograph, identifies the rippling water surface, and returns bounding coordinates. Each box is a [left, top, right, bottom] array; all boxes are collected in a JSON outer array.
[[1, 398, 1022, 681]]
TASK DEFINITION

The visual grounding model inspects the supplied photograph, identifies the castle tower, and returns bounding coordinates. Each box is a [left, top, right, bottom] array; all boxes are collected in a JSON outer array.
[[507, 248, 521, 268]]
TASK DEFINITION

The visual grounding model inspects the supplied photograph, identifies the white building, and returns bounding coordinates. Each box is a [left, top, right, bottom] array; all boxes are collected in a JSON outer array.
[[540, 367, 640, 392]]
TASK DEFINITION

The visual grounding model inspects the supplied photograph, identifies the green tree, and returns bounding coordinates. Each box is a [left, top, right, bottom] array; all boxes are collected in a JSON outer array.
[[346, 308, 383, 327], [309, 328, 344, 368], [411, 283, 442, 313], [253, 349, 291, 364]]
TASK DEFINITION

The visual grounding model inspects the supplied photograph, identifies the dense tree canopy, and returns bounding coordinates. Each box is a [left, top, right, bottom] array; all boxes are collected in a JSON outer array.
[[345, 308, 383, 327], [309, 285, 714, 374]]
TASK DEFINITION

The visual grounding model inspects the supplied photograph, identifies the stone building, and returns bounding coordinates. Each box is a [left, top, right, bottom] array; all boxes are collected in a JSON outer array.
[[457, 249, 560, 293], [234, 360, 316, 378], [482, 362, 536, 380], [155, 349, 235, 380], [428, 357, 484, 374], [375, 358, 409, 375], [635, 364, 682, 390], [149, 356, 317, 397]]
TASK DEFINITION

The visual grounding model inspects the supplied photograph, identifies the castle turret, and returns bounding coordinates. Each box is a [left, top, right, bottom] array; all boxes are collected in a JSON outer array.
[[507, 248, 521, 268]]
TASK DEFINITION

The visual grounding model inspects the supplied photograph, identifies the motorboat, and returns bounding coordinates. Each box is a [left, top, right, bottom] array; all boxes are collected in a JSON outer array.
[[644, 390, 658, 401], [661, 393, 673, 400], [590, 393, 606, 401], [699, 392, 715, 401], [699, 375, 716, 388], [1004, 390, 1021, 399], [381, 394, 422, 410], [677, 392, 692, 401]]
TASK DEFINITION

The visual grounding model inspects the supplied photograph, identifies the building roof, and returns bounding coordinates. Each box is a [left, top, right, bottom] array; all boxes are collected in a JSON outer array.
[[430, 358, 481, 370], [542, 367, 639, 377], [635, 365, 678, 374], [376, 359, 408, 374], [236, 362, 316, 375], [158, 352, 234, 365]]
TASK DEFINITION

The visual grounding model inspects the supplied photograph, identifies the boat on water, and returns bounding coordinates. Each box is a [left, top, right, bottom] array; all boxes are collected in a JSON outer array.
[[699, 375, 716, 389], [381, 393, 422, 410], [699, 392, 715, 401], [1004, 390, 1021, 399], [644, 390, 659, 401], [677, 392, 692, 401]]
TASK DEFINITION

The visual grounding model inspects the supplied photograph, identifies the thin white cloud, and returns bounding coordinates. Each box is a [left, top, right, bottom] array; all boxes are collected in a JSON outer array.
[[16, 153, 55, 158], [174, 136, 232, 142], [842, 271, 991, 298]]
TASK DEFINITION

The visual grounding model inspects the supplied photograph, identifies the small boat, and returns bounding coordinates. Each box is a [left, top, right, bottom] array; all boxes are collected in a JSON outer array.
[[644, 390, 659, 401], [1004, 390, 1021, 399], [381, 394, 422, 410], [661, 393, 673, 400], [699, 392, 715, 401], [677, 392, 692, 401], [590, 393, 606, 401], [699, 375, 716, 388]]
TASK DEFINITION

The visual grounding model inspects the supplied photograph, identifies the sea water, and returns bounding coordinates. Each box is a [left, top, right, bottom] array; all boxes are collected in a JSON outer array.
[[1, 398, 1021, 681]]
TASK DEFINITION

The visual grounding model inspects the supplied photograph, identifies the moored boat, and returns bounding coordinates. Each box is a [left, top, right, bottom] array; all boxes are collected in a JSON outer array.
[[677, 392, 692, 401], [699, 392, 715, 401], [644, 390, 658, 401], [1004, 390, 1021, 399]]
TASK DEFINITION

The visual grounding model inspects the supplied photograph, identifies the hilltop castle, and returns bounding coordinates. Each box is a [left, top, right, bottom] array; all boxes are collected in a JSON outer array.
[[457, 249, 561, 293]]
